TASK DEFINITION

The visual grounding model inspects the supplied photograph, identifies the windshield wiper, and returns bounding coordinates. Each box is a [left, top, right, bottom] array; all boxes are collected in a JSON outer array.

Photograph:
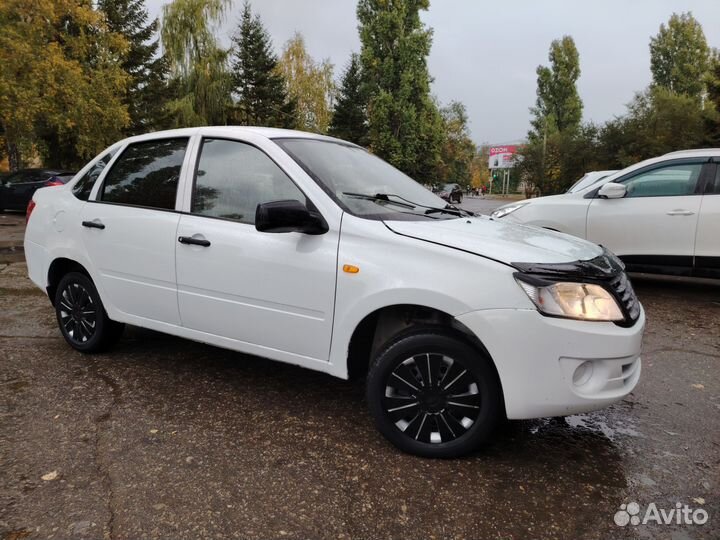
[[342, 192, 416, 209], [381, 193, 475, 217], [342, 192, 475, 217]]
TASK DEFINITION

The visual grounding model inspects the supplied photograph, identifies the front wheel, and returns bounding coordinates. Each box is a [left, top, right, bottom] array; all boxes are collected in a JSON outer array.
[[54, 272, 124, 353], [366, 329, 502, 458]]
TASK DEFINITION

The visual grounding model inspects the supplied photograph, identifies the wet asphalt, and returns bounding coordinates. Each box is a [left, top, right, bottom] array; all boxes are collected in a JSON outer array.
[[1, 205, 718, 540]]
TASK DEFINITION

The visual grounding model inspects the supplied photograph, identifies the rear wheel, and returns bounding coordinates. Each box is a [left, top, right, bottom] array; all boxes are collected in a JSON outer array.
[[366, 329, 502, 458], [54, 272, 124, 353]]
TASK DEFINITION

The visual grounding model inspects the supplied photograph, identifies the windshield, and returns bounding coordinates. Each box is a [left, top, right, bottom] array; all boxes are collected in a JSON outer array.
[[275, 138, 455, 220], [567, 171, 615, 193]]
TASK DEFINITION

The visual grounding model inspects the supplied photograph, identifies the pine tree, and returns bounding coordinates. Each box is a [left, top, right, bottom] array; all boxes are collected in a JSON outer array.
[[99, 0, 169, 134], [357, 0, 443, 183], [230, 1, 296, 128], [328, 54, 368, 145]]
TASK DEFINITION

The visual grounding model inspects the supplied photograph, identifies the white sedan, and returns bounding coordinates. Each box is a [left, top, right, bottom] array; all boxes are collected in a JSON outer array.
[[25, 126, 645, 458], [493, 149, 720, 278]]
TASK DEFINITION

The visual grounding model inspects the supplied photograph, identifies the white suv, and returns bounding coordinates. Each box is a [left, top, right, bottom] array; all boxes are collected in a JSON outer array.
[[25, 127, 644, 457], [493, 150, 720, 278]]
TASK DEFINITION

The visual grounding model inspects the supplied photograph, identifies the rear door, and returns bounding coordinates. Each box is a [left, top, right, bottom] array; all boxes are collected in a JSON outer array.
[[694, 162, 720, 278], [81, 137, 192, 324], [586, 158, 706, 274]]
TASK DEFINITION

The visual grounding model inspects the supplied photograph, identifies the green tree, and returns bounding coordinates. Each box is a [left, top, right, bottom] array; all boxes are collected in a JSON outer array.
[[703, 52, 720, 145], [357, 0, 444, 183], [530, 36, 582, 138], [650, 12, 710, 101], [276, 33, 335, 133], [608, 87, 706, 165], [436, 101, 476, 187], [328, 54, 369, 145], [161, 0, 232, 127], [229, 1, 296, 127], [99, 0, 170, 134], [0, 0, 129, 170]]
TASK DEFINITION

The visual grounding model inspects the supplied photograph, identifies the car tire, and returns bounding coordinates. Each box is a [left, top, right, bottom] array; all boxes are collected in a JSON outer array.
[[366, 327, 502, 458], [54, 272, 124, 353]]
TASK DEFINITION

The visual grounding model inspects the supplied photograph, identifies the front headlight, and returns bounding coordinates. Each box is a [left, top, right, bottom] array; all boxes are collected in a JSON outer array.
[[491, 202, 528, 219], [516, 279, 624, 322]]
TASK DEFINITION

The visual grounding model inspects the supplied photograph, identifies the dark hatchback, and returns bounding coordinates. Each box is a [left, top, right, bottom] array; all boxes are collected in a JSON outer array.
[[0, 169, 76, 212], [437, 183, 463, 204]]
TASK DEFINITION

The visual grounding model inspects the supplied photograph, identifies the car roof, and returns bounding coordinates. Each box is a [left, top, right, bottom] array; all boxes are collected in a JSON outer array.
[[586, 170, 618, 176], [662, 148, 720, 158], [8, 168, 74, 175], [120, 126, 359, 147]]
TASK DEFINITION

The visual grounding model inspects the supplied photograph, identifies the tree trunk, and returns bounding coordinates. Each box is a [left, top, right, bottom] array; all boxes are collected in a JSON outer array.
[[8, 141, 20, 172]]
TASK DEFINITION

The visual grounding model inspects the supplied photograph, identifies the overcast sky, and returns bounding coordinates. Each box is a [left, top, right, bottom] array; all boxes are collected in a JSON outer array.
[[146, 0, 720, 145]]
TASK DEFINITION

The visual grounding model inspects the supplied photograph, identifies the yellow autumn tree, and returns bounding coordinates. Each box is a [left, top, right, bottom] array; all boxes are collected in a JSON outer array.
[[276, 33, 335, 133], [0, 0, 129, 169]]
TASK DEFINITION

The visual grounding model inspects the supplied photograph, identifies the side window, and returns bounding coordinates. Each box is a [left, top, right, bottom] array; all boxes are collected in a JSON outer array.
[[192, 138, 306, 224], [72, 149, 118, 201], [100, 138, 187, 210], [620, 163, 703, 198]]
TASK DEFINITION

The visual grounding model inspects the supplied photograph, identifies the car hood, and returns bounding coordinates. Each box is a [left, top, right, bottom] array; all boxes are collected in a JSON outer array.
[[384, 215, 603, 265]]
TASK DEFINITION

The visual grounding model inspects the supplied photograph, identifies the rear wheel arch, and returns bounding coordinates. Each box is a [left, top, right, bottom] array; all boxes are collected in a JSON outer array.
[[47, 258, 91, 306]]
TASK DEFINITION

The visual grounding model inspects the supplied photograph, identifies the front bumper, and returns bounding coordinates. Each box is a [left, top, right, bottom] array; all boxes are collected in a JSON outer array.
[[456, 306, 645, 419]]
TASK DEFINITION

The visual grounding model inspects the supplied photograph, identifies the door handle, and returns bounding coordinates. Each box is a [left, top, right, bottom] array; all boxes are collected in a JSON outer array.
[[178, 236, 211, 247], [82, 220, 105, 229], [666, 209, 694, 216]]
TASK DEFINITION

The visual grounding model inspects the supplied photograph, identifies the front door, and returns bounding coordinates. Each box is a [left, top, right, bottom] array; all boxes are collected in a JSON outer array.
[[175, 137, 339, 361], [81, 137, 189, 324], [586, 160, 706, 273], [695, 162, 720, 278]]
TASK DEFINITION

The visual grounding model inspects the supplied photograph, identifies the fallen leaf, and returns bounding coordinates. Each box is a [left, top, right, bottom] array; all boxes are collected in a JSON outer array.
[[691, 384, 705, 390], [149, 429, 158, 434], [41, 471, 58, 481], [693, 497, 706, 505]]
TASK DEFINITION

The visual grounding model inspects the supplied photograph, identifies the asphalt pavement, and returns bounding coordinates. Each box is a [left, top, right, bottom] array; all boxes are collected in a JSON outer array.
[[1, 206, 718, 540]]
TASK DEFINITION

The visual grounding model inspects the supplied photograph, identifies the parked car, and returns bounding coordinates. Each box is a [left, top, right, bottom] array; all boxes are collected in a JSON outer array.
[[492, 150, 720, 279], [0, 168, 75, 212], [438, 182, 463, 203], [25, 127, 644, 458]]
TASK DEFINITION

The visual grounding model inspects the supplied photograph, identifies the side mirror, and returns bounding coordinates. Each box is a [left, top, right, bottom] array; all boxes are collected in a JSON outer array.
[[597, 182, 627, 199], [255, 200, 328, 235]]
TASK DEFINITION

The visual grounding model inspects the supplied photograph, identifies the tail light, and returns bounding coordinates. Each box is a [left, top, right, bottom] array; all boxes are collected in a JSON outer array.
[[44, 178, 64, 187], [26, 199, 36, 224]]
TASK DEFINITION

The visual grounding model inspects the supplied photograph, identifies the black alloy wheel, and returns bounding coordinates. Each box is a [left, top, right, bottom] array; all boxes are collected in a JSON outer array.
[[54, 272, 124, 353], [367, 329, 502, 458], [58, 280, 97, 345]]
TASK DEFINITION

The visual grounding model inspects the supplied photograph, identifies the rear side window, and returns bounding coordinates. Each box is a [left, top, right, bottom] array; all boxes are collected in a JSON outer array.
[[620, 163, 703, 198], [73, 150, 118, 200], [100, 138, 187, 210]]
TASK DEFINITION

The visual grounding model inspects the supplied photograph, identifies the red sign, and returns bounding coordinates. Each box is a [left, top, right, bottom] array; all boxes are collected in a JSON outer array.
[[489, 145, 518, 156]]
